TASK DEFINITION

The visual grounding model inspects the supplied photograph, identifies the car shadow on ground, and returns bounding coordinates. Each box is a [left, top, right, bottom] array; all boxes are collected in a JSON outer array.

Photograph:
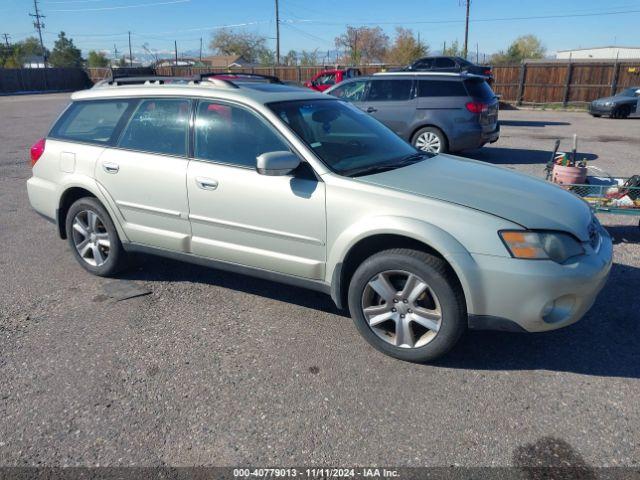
[[436, 261, 640, 379], [463, 147, 598, 165], [120, 254, 347, 317], [122, 256, 639, 378], [499, 120, 572, 127], [606, 224, 640, 244]]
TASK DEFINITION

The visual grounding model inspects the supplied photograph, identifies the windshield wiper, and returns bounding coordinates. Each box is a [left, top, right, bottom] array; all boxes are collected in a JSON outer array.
[[342, 152, 428, 177]]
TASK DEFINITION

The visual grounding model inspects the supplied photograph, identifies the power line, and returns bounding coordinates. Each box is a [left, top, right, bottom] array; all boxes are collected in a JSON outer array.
[[285, 7, 640, 26], [48, 0, 189, 13], [29, 0, 47, 66]]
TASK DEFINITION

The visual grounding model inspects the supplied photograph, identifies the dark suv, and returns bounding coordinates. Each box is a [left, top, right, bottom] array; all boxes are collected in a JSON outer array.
[[325, 72, 499, 154]]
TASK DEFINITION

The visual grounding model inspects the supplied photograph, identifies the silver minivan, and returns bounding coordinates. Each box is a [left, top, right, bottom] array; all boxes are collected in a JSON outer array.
[[26, 76, 612, 362], [326, 72, 500, 154]]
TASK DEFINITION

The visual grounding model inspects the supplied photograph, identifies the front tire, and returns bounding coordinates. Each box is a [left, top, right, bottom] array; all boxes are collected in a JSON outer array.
[[347, 249, 466, 362], [412, 127, 448, 154], [65, 197, 128, 276]]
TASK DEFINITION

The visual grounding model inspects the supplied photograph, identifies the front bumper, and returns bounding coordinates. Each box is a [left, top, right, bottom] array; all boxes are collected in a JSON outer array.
[[588, 103, 614, 115], [462, 229, 613, 333]]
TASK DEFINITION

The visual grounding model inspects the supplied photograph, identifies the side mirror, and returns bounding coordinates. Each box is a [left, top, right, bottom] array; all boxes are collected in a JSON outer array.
[[256, 151, 301, 176]]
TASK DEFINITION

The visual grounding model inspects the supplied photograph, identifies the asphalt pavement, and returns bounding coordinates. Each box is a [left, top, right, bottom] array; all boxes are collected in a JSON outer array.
[[0, 93, 638, 468]]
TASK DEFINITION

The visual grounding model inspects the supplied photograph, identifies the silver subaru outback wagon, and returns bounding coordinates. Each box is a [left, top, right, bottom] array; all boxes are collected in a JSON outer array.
[[26, 76, 613, 362]]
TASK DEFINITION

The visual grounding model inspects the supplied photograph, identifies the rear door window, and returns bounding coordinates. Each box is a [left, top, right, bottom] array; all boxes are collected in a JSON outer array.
[[413, 58, 433, 69], [367, 79, 413, 101], [418, 80, 467, 97], [464, 79, 496, 100], [434, 57, 456, 69], [117, 98, 190, 156], [50, 100, 133, 144]]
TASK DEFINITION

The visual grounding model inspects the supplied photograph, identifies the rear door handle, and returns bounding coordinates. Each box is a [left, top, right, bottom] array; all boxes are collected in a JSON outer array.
[[196, 177, 218, 190], [102, 162, 119, 174], [366, 107, 377, 113]]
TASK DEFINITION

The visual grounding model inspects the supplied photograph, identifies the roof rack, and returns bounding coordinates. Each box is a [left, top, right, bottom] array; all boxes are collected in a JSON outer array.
[[197, 71, 283, 84], [93, 75, 239, 89]]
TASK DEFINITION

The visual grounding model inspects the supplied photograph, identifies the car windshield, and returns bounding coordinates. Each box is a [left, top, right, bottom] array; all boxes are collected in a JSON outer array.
[[619, 87, 639, 97], [268, 99, 429, 177]]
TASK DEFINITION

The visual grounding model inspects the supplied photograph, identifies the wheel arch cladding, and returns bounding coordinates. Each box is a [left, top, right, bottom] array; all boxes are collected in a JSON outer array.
[[331, 232, 468, 313], [57, 187, 96, 239]]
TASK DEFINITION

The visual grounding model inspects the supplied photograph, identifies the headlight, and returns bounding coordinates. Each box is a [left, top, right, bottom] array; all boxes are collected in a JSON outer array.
[[604, 101, 613, 106], [499, 230, 585, 263]]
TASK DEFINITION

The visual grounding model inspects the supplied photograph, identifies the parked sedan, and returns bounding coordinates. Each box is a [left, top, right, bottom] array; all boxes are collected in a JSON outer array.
[[404, 56, 493, 83], [589, 87, 640, 118]]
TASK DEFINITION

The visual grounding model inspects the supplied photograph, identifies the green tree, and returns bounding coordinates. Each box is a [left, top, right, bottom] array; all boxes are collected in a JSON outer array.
[[257, 48, 276, 66], [86, 50, 109, 67], [443, 40, 463, 57], [209, 29, 269, 64], [299, 49, 318, 66], [385, 27, 428, 65], [283, 50, 297, 66], [491, 35, 546, 64], [9, 37, 48, 67], [335, 26, 389, 65], [49, 32, 83, 67]]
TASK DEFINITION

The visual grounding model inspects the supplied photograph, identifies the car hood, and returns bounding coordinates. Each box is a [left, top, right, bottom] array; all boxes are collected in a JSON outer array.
[[356, 154, 593, 241], [594, 95, 625, 103]]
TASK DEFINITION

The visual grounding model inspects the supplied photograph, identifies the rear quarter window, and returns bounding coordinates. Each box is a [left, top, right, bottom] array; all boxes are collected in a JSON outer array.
[[49, 100, 133, 144], [464, 79, 496, 100], [418, 80, 467, 97]]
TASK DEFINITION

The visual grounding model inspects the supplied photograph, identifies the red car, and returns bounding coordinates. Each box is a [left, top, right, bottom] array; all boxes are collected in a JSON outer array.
[[304, 68, 361, 92]]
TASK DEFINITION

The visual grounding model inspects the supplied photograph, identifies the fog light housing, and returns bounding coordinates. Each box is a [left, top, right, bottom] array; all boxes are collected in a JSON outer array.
[[542, 295, 577, 324]]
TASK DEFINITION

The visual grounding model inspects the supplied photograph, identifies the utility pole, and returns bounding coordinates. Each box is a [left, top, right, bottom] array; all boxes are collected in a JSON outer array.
[[113, 44, 118, 60], [174, 40, 178, 66], [274, 0, 280, 65], [29, 0, 47, 67], [2, 33, 10, 48], [128, 31, 132, 66], [462, 0, 470, 59], [199, 37, 203, 61]]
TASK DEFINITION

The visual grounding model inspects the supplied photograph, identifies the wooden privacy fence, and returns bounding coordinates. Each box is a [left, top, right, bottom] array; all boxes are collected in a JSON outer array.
[[492, 60, 640, 106], [0, 67, 91, 94], [6, 60, 640, 105]]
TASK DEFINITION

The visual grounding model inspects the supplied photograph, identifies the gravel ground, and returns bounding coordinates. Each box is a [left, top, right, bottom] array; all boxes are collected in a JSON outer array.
[[0, 93, 638, 468]]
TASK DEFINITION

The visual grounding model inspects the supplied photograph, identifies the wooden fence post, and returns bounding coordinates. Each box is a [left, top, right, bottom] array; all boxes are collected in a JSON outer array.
[[562, 62, 573, 107], [610, 62, 620, 96], [297, 66, 301, 84], [516, 63, 526, 106]]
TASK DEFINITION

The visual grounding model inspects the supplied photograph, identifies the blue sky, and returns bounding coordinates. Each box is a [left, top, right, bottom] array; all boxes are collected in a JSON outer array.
[[1, 0, 639, 59]]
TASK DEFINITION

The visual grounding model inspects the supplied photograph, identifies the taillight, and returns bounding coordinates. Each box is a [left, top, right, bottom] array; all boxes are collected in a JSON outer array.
[[466, 102, 488, 114], [483, 69, 492, 76], [30, 138, 45, 166]]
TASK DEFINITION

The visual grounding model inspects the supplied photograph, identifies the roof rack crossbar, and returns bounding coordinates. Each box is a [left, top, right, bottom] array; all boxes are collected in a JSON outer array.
[[197, 71, 283, 84]]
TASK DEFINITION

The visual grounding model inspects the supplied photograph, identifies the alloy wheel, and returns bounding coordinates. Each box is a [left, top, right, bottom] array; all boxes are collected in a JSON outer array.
[[415, 132, 442, 153], [361, 270, 442, 349], [71, 210, 111, 267]]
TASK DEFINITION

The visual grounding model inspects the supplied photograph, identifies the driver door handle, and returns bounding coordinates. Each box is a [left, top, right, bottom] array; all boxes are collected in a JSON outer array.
[[196, 177, 218, 191], [366, 107, 377, 113]]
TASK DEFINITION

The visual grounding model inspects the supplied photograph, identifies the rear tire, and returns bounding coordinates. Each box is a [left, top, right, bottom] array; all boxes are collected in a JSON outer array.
[[65, 197, 128, 276], [591, 114, 602, 118], [412, 127, 448, 154], [347, 249, 466, 362]]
